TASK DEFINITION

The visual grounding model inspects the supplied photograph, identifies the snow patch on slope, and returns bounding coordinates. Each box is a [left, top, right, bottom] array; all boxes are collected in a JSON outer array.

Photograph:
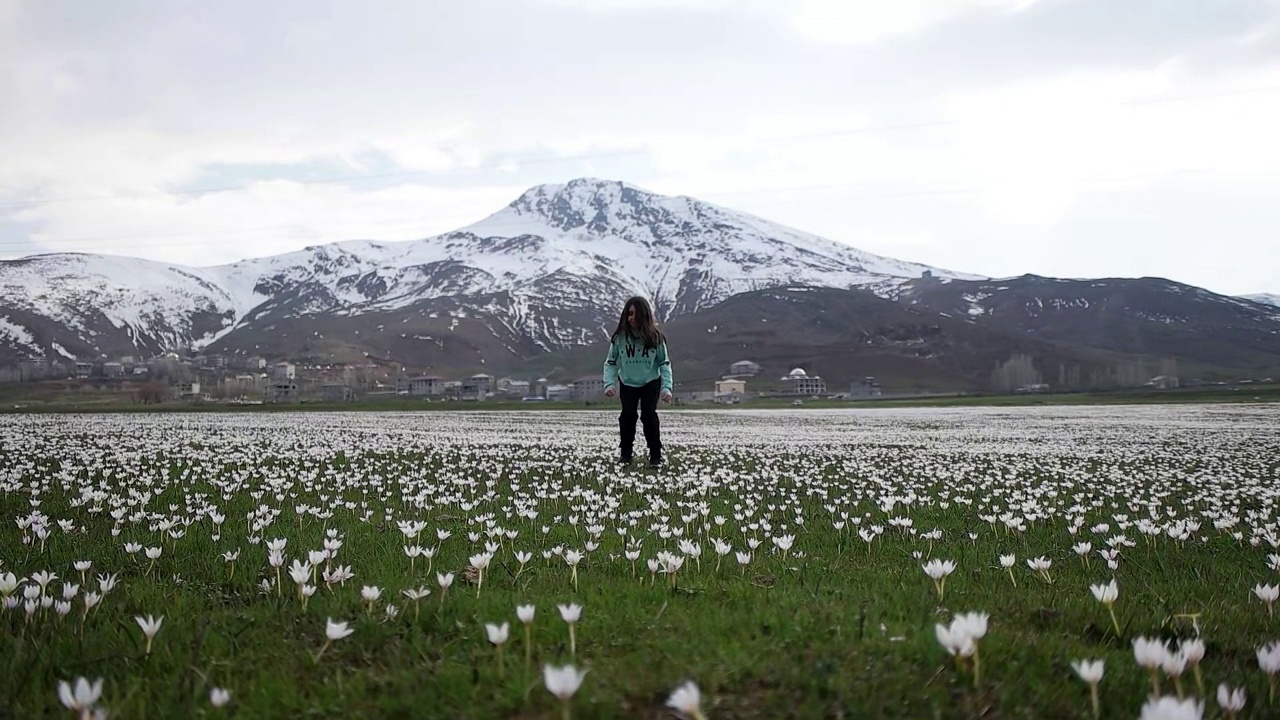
[[1243, 293, 1280, 308], [0, 316, 36, 351]]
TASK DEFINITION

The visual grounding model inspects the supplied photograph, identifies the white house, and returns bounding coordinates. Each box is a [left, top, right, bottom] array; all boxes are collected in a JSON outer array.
[[779, 368, 826, 396]]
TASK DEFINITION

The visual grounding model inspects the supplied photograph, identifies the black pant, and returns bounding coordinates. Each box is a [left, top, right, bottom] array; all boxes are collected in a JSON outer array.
[[619, 379, 662, 459]]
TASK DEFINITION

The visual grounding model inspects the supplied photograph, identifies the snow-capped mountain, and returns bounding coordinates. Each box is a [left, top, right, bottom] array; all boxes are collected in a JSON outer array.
[[0, 178, 979, 364], [1244, 293, 1280, 309]]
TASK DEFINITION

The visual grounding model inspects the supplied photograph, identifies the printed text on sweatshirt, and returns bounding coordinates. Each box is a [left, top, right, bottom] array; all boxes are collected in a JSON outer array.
[[602, 334, 673, 391]]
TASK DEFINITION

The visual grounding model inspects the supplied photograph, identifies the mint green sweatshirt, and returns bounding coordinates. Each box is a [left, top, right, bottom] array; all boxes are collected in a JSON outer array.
[[603, 333, 673, 391]]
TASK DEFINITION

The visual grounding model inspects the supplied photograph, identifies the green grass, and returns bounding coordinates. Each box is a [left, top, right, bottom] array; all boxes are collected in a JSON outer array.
[[4, 382, 1279, 414], [1, 408, 1278, 718]]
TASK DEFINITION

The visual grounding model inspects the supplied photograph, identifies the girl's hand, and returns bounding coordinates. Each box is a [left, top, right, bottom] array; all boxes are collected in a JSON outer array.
[[660, 389, 672, 404], [604, 385, 616, 398]]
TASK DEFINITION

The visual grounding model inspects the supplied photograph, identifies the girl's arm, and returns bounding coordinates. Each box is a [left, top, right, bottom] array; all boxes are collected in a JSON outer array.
[[656, 342, 672, 392], [603, 338, 620, 388]]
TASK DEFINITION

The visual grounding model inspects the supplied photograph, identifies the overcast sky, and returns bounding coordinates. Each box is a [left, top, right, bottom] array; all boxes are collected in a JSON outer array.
[[2, 0, 1278, 296]]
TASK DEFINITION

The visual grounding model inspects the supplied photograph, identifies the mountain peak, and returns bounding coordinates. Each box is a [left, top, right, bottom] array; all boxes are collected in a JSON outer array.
[[0, 177, 982, 364], [497, 177, 671, 236]]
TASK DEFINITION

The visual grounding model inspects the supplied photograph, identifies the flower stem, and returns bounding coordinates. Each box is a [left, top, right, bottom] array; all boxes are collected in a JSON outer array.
[[1107, 605, 1120, 636], [569, 624, 577, 659], [312, 639, 331, 664], [1089, 683, 1099, 720], [524, 625, 532, 673]]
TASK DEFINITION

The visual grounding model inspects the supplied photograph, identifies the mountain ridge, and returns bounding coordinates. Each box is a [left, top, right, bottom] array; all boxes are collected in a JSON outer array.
[[1, 178, 1277, 390], [0, 178, 979, 363]]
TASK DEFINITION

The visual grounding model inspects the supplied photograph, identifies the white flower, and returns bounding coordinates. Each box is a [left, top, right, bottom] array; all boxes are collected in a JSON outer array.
[[1217, 683, 1246, 713], [135, 614, 164, 654], [210, 687, 232, 707], [325, 618, 354, 641], [543, 664, 587, 701], [666, 680, 705, 719], [934, 621, 975, 657], [1255, 583, 1279, 607], [952, 611, 988, 640], [1072, 659, 1104, 683], [558, 603, 582, 623], [517, 604, 535, 624], [1090, 579, 1118, 604], [58, 677, 103, 712], [1134, 636, 1168, 670], [922, 558, 956, 580], [1138, 696, 1203, 720], [485, 622, 509, 645]]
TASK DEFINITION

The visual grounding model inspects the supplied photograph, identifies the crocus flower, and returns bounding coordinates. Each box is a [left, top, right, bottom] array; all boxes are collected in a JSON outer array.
[[313, 618, 354, 663], [135, 614, 163, 656], [210, 687, 231, 708], [518, 604, 536, 670], [1217, 683, 1245, 719], [999, 554, 1016, 587], [1255, 583, 1278, 617], [922, 559, 956, 602], [1027, 556, 1052, 584], [667, 680, 707, 720], [1135, 636, 1168, 697], [58, 676, 104, 716], [558, 603, 582, 659], [564, 550, 583, 592], [1256, 640, 1280, 702], [1180, 638, 1205, 695], [544, 664, 587, 720], [1137, 696, 1203, 720], [486, 622, 509, 675], [1089, 579, 1120, 635], [402, 586, 430, 621], [1071, 659, 1104, 720]]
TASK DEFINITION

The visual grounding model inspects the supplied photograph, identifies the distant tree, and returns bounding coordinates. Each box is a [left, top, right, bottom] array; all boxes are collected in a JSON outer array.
[[1057, 363, 1083, 391], [134, 381, 169, 405], [990, 354, 1042, 392]]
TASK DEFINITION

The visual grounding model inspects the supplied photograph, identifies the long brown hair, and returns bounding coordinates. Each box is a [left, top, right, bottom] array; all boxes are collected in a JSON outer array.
[[611, 296, 665, 349]]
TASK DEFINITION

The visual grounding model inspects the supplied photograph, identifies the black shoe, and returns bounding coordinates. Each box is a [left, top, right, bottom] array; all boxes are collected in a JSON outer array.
[[649, 453, 664, 468], [617, 455, 633, 465]]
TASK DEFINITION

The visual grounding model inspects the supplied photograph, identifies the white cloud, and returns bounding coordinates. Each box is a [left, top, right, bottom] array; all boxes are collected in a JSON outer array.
[[529, 0, 739, 10], [789, 0, 1046, 45], [12, 180, 528, 267], [0, 0, 19, 26], [2, 0, 1279, 297]]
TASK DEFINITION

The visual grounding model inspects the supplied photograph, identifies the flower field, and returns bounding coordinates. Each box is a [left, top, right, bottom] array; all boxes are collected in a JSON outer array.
[[2, 404, 1279, 719]]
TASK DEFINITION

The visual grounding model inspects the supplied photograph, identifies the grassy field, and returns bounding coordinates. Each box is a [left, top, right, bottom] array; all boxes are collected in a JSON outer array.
[[3, 382, 1279, 414], [2, 405, 1278, 718]]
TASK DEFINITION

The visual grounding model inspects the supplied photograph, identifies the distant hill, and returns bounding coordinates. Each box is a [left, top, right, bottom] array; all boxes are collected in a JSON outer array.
[[510, 285, 1167, 394]]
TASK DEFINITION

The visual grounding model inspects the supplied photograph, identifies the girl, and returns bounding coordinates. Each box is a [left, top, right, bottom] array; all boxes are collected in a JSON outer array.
[[603, 296, 673, 466]]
